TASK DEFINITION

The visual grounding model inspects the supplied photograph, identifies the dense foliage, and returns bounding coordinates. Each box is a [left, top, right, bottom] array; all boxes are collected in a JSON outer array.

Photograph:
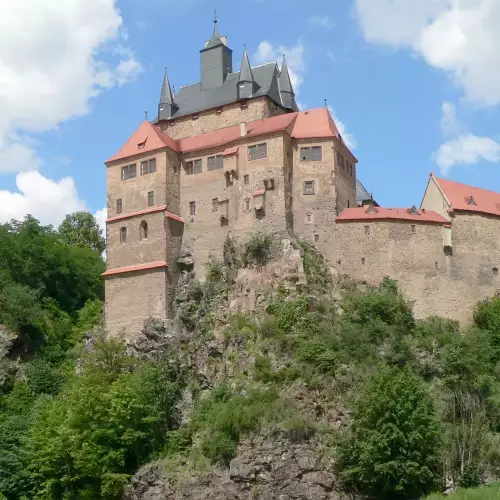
[[4, 226, 500, 499]]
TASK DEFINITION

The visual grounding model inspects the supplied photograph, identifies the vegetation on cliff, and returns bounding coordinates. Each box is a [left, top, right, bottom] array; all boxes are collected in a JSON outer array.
[[2, 226, 500, 499]]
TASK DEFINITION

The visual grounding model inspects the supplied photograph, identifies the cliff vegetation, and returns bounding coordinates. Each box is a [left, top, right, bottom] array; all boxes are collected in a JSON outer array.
[[1, 222, 500, 499]]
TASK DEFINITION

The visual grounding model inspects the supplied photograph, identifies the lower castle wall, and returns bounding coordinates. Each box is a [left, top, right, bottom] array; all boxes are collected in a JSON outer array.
[[105, 269, 169, 340], [335, 216, 500, 324]]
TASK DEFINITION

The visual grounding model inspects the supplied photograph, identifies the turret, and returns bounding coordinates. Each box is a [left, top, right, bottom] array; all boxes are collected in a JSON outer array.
[[237, 45, 260, 99], [279, 54, 296, 110], [158, 68, 178, 121]]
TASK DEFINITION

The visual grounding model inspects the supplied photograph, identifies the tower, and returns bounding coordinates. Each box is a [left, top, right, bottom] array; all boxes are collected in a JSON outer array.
[[158, 68, 178, 121], [237, 45, 260, 100], [279, 54, 296, 110], [200, 14, 233, 90]]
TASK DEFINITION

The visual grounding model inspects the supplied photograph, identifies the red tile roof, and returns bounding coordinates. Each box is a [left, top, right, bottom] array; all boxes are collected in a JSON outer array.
[[291, 108, 340, 140], [178, 112, 298, 153], [106, 121, 179, 163], [102, 261, 168, 277], [222, 146, 239, 156], [435, 176, 500, 217], [106, 205, 168, 223], [336, 206, 450, 225], [105, 108, 356, 163]]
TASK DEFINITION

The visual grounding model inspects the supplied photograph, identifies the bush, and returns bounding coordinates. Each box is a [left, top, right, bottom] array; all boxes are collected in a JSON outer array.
[[341, 364, 442, 498], [242, 232, 273, 267]]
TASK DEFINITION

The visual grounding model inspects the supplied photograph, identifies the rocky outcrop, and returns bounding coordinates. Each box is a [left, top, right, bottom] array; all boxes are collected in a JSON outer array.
[[0, 324, 21, 387], [124, 432, 352, 500]]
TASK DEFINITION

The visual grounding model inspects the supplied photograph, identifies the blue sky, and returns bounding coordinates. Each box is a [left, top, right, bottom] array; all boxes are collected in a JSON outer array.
[[0, 0, 499, 229]]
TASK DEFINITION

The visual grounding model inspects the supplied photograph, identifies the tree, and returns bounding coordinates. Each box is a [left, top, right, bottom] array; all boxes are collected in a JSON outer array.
[[59, 212, 105, 255], [341, 365, 442, 498]]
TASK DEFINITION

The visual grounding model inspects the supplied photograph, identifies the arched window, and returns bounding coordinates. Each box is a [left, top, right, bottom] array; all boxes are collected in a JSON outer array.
[[140, 221, 148, 240], [120, 227, 127, 243]]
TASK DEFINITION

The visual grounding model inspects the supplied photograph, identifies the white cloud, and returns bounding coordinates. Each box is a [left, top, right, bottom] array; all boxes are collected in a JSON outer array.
[[440, 101, 461, 136], [0, 170, 86, 226], [94, 207, 108, 238], [254, 40, 305, 95], [434, 134, 500, 175], [355, 0, 500, 107], [0, 0, 142, 174], [308, 15, 335, 30], [328, 106, 357, 150]]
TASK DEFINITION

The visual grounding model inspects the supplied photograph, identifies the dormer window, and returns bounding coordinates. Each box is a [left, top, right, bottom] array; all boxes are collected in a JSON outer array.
[[408, 206, 419, 215], [366, 205, 378, 214], [467, 195, 477, 206], [137, 139, 147, 149]]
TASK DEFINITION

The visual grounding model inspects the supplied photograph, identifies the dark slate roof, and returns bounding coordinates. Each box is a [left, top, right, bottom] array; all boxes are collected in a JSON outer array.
[[155, 62, 297, 121], [239, 48, 255, 83], [356, 178, 375, 205], [279, 55, 294, 94], [160, 69, 175, 105]]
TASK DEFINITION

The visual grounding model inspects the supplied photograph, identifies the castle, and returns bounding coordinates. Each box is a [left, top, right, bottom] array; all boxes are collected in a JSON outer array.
[[103, 18, 500, 338]]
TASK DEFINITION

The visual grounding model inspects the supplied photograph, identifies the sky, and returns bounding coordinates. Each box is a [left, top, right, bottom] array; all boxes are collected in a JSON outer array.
[[1, 0, 500, 233]]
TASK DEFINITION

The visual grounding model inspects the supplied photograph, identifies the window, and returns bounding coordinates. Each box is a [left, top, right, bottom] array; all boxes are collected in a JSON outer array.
[[361, 257, 366, 265], [314, 234, 319, 242], [245, 199, 250, 211], [116, 199, 122, 214], [494, 268, 499, 277], [248, 143, 267, 161], [244, 174, 249, 185], [411, 225, 416, 234], [148, 191, 154, 207], [140, 221, 148, 240], [212, 198, 219, 212], [140, 158, 157, 175], [435, 262, 439, 270], [349, 163, 353, 176], [336, 151, 345, 168], [364, 225, 370, 235], [189, 201, 196, 216], [120, 227, 127, 243], [207, 155, 223, 171], [306, 213, 313, 224], [303, 181, 315, 195], [185, 159, 202, 175], [121, 164, 136, 180], [301, 146, 322, 161]]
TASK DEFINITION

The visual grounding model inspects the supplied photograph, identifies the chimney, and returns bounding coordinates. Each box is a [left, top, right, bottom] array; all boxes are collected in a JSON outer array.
[[240, 122, 247, 137]]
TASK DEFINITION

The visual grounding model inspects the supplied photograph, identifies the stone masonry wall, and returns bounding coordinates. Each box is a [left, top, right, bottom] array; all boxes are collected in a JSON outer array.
[[105, 269, 168, 340], [180, 133, 289, 278], [157, 97, 286, 140]]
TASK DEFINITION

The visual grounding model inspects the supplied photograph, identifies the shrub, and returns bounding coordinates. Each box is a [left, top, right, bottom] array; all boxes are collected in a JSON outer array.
[[341, 364, 442, 498], [242, 232, 273, 267]]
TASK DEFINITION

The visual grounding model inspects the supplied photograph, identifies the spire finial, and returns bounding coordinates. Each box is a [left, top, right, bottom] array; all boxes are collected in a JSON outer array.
[[145, 111, 148, 120], [214, 9, 217, 25], [324, 98, 327, 108]]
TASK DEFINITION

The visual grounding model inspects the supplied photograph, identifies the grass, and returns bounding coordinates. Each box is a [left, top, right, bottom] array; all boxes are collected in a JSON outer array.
[[426, 484, 500, 499]]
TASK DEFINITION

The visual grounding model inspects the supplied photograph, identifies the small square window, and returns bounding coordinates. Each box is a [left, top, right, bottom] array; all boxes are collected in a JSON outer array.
[[306, 213, 313, 224], [411, 225, 416, 234], [121, 163, 137, 180], [148, 191, 154, 207], [120, 227, 127, 243], [189, 201, 196, 216], [116, 199, 122, 214], [244, 174, 249, 185], [364, 225, 370, 235], [435, 262, 439, 270], [212, 198, 219, 212], [494, 267, 499, 276], [361, 257, 366, 265], [303, 181, 315, 195], [314, 234, 319, 242]]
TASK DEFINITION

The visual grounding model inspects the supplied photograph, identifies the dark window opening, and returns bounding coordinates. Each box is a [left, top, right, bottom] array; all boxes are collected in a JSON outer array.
[[435, 262, 439, 270], [140, 221, 148, 240], [116, 199, 122, 214], [120, 227, 127, 243], [244, 174, 249, 185], [207, 155, 223, 171], [212, 198, 219, 212], [245, 199, 250, 211], [494, 268, 499, 276], [411, 225, 416, 234], [148, 191, 154, 207], [314, 234, 319, 242], [185, 159, 202, 175], [364, 225, 370, 235], [189, 201, 196, 216], [361, 257, 366, 265]]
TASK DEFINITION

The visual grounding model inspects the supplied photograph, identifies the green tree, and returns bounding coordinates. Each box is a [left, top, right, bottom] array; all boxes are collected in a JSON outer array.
[[341, 365, 442, 498], [59, 211, 106, 255]]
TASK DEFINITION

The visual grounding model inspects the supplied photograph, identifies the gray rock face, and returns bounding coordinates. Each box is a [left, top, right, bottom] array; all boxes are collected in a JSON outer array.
[[124, 433, 352, 500]]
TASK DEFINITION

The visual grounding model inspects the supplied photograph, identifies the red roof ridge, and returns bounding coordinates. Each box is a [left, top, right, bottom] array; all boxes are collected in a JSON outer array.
[[102, 261, 168, 277], [336, 206, 449, 225]]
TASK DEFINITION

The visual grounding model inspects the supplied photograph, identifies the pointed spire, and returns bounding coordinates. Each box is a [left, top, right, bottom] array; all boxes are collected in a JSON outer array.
[[160, 68, 175, 106], [205, 11, 223, 48], [213, 10, 220, 39], [279, 54, 294, 94], [238, 45, 255, 83]]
